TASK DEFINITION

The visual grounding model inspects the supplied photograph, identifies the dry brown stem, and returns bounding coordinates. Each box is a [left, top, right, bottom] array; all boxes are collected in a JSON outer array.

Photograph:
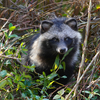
[[65, 0, 92, 99], [65, 50, 100, 100]]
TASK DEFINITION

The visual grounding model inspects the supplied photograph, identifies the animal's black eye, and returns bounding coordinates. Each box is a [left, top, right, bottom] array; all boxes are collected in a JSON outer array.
[[52, 37, 59, 42], [64, 37, 73, 46], [64, 37, 70, 41]]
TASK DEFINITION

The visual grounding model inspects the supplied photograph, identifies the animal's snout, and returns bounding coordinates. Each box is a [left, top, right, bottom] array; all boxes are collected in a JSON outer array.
[[60, 48, 66, 54], [57, 47, 68, 54]]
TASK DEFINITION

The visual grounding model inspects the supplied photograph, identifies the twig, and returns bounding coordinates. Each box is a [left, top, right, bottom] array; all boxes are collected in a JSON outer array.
[[9, 0, 19, 8], [72, 0, 92, 99], [0, 55, 23, 60], [86, 77, 100, 89], [0, 14, 13, 30], [89, 62, 96, 84], [49, 84, 67, 99], [0, 31, 35, 56], [0, 72, 13, 83], [65, 50, 100, 100]]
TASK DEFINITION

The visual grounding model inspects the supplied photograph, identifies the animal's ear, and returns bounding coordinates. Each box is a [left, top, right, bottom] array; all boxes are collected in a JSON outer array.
[[40, 20, 53, 34], [65, 18, 78, 31]]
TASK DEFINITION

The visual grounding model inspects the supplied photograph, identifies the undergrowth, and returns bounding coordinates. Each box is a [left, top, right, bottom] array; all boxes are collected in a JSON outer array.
[[0, 0, 100, 100]]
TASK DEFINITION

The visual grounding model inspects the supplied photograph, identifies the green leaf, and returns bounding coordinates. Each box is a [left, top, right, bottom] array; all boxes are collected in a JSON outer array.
[[4, 32, 8, 38], [62, 14, 67, 17], [89, 93, 94, 99], [96, 4, 100, 9], [9, 93, 14, 100], [94, 92, 100, 96], [4, 60, 11, 65], [43, 72, 46, 77], [24, 79, 32, 86], [15, 75, 20, 82], [54, 63, 58, 70], [55, 55, 60, 66], [9, 26, 16, 31], [47, 72, 58, 80], [61, 61, 66, 70], [61, 97, 65, 100], [96, 83, 100, 88], [0, 70, 7, 77], [57, 89, 65, 95], [21, 50, 27, 55], [44, 80, 48, 87], [93, 89, 99, 93], [61, 47, 73, 61], [59, 64, 63, 69], [53, 94, 61, 99], [0, 80, 7, 88], [16, 83, 20, 91], [9, 23, 13, 28], [7, 78, 13, 87], [19, 75, 24, 81], [19, 82, 25, 89], [8, 34, 18, 39], [82, 90, 90, 94], [28, 98, 33, 100], [61, 75, 67, 79], [23, 73, 31, 79], [20, 42, 24, 47], [66, 87, 71, 93], [28, 89, 33, 98], [22, 93, 27, 98], [47, 81, 54, 88]]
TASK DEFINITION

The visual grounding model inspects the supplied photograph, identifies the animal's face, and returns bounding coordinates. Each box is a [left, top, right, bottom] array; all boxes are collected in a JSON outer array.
[[47, 35, 73, 54], [39, 17, 81, 55]]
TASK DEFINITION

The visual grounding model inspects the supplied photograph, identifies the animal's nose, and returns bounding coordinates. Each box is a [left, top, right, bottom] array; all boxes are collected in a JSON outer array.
[[60, 48, 66, 54]]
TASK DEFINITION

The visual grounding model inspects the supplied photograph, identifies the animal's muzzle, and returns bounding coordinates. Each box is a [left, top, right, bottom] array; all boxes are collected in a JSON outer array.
[[60, 48, 66, 54], [57, 47, 68, 54]]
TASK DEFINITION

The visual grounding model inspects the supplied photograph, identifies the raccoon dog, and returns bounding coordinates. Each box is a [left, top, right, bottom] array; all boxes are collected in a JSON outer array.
[[22, 17, 81, 84]]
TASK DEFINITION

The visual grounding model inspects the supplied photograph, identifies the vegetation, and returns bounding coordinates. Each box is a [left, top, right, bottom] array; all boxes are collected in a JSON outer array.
[[0, 0, 100, 100]]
